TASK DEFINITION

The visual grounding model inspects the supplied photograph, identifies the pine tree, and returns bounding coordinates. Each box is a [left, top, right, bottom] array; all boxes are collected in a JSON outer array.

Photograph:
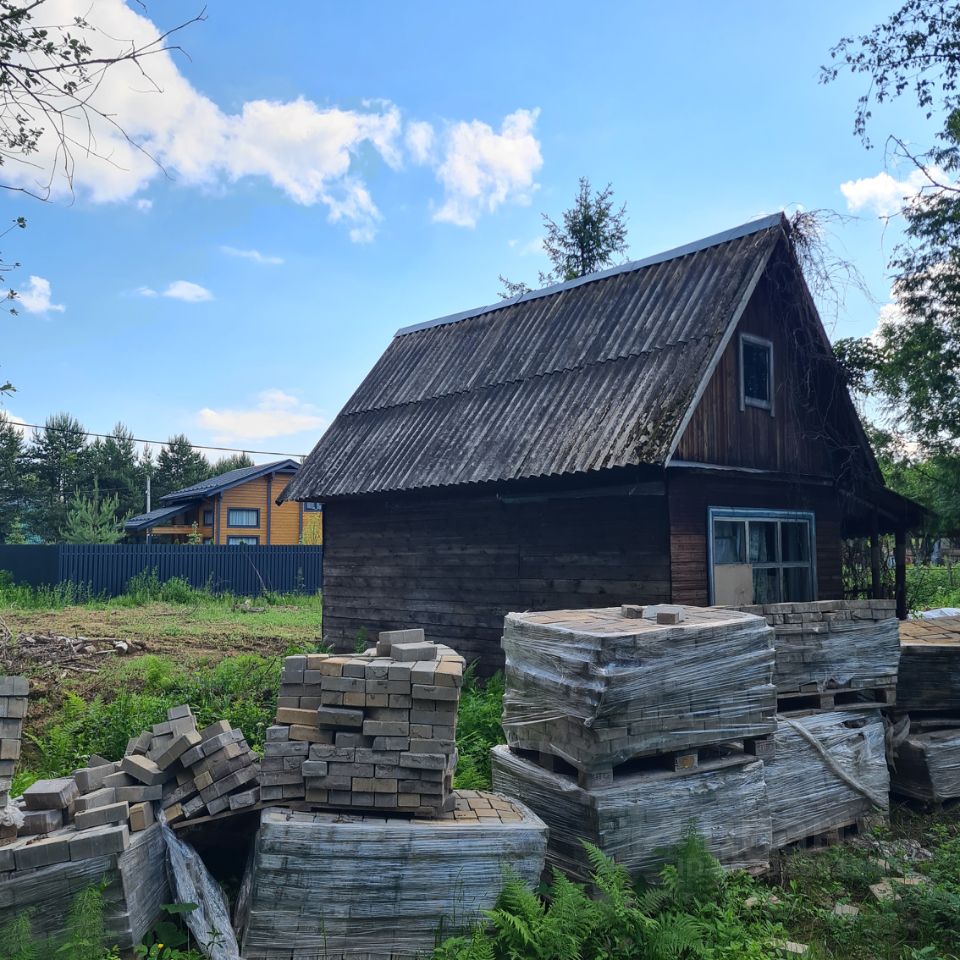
[[88, 423, 143, 522], [62, 481, 123, 544], [154, 435, 211, 499], [0, 413, 25, 541], [498, 178, 628, 298], [27, 413, 91, 541], [211, 452, 255, 475]]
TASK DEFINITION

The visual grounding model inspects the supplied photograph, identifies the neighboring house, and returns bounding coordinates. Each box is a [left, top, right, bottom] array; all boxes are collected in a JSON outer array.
[[281, 214, 922, 669], [126, 459, 322, 545]]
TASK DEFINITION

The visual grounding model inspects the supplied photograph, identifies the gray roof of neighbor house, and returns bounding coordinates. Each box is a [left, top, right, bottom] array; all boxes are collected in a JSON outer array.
[[124, 502, 194, 532], [280, 214, 824, 501], [160, 459, 300, 503]]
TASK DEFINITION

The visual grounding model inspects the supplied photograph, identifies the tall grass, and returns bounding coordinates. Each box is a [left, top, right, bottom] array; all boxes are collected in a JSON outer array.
[[0, 567, 319, 611]]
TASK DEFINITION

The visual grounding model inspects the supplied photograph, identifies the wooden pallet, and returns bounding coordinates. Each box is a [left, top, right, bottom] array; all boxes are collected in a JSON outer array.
[[520, 735, 775, 790], [779, 817, 863, 853], [776, 684, 896, 712]]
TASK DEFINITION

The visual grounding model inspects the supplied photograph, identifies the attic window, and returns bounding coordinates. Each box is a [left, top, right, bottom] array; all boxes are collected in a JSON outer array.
[[740, 334, 773, 412]]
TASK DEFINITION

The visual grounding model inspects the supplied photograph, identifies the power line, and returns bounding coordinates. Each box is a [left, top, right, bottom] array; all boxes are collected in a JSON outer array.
[[4, 419, 308, 459]]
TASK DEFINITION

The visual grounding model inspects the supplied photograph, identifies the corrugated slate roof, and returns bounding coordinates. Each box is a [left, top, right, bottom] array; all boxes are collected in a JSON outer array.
[[161, 458, 299, 503], [282, 215, 787, 501]]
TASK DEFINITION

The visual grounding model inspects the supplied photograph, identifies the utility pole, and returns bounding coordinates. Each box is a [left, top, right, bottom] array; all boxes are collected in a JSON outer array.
[[145, 473, 152, 545]]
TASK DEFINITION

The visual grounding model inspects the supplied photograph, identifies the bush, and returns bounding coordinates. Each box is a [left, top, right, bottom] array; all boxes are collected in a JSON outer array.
[[453, 669, 505, 790]]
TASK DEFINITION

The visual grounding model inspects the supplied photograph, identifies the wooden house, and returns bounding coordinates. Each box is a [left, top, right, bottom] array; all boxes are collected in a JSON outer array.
[[281, 214, 921, 669], [126, 459, 322, 545]]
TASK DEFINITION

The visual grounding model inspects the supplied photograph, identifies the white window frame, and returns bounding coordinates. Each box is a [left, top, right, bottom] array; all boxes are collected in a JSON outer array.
[[707, 507, 816, 604], [739, 333, 774, 413], [227, 507, 260, 528]]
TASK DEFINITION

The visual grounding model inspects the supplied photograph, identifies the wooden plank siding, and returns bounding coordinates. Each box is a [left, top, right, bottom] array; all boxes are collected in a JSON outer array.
[[667, 470, 843, 606], [322, 485, 671, 670], [672, 267, 834, 477]]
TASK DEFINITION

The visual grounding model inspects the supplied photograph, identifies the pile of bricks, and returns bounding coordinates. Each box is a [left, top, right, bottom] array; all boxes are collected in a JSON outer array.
[[0, 676, 28, 842], [733, 599, 899, 699], [237, 797, 547, 959], [262, 630, 463, 817], [495, 604, 778, 877]]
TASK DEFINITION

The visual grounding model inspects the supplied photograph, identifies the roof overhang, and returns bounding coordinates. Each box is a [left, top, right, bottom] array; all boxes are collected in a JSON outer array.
[[124, 501, 198, 532], [840, 484, 928, 537]]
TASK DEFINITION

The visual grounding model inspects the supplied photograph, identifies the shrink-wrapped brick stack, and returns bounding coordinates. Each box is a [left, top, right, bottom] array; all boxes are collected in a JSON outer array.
[[732, 600, 898, 845], [0, 675, 28, 842], [262, 630, 463, 817], [893, 616, 960, 802], [237, 799, 547, 960], [764, 709, 889, 848], [734, 600, 899, 703], [0, 821, 168, 949], [494, 604, 777, 877]]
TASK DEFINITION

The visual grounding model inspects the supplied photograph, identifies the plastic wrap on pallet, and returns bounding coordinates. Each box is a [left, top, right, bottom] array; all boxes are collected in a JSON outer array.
[[898, 641, 960, 713], [0, 822, 169, 949], [733, 601, 899, 693], [490, 744, 771, 881], [237, 797, 547, 960], [892, 729, 960, 802], [766, 709, 889, 849], [501, 606, 776, 773]]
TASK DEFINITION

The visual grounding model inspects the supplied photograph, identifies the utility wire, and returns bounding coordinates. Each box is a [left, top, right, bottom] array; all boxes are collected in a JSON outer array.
[[5, 420, 308, 459]]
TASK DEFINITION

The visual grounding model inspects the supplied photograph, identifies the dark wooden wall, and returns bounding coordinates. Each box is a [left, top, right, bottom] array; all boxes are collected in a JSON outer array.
[[322, 484, 671, 671], [672, 267, 835, 478], [667, 470, 844, 605]]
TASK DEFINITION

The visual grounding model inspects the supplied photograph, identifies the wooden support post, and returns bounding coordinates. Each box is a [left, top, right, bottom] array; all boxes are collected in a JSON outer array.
[[870, 513, 882, 600], [895, 526, 907, 620]]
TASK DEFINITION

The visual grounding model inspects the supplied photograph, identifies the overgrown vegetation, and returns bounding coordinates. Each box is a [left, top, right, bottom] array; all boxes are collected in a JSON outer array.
[[453, 668, 505, 789]]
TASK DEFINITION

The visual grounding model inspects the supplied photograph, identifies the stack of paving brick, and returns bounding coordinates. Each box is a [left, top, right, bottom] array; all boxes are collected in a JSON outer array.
[[892, 616, 960, 802], [764, 709, 889, 848], [727, 601, 897, 846], [237, 797, 547, 959], [733, 600, 899, 703], [0, 822, 168, 950], [496, 604, 776, 877], [0, 675, 28, 842], [262, 629, 463, 817]]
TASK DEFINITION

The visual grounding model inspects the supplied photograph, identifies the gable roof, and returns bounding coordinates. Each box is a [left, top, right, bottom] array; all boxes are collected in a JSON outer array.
[[161, 459, 300, 504], [282, 214, 845, 502]]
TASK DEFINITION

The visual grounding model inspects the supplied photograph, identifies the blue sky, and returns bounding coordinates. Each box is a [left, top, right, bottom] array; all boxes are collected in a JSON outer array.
[[2, 0, 933, 463]]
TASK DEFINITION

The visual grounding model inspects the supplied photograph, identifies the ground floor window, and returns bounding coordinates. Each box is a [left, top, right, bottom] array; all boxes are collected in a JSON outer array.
[[227, 535, 259, 545], [709, 507, 815, 605]]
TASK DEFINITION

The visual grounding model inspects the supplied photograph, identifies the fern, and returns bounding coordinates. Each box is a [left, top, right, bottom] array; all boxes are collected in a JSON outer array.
[[0, 911, 37, 960], [57, 885, 112, 960]]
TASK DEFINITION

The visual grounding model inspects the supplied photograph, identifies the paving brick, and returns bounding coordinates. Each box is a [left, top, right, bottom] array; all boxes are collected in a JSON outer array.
[[115, 783, 163, 803], [316, 707, 364, 729], [0, 677, 28, 696], [23, 777, 79, 810], [155, 730, 203, 770], [74, 762, 118, 794], [391, 641, 438, 662], [121, 754, 168, 786], [129, 801, 155, 832], [68, 823, 130, 861], [15, 834, 71, 870], [74, 787, 117, 813], [20, 808, 63, 835], [74, 801, 130, 830]]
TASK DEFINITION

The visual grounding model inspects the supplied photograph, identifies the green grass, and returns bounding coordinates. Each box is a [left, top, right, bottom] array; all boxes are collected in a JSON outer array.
[[906, 564, 960, 612]]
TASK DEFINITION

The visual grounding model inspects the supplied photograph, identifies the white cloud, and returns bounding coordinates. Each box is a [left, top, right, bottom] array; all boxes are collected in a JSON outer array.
[[406, 120, 435, 165], [1, 2, 543, 239], [220, 245, 284, 266], [433, 109, 543, 227], [840, 168, 944, 217], [509, 236, 544, 257], [0, 413, 28, 437], [17, 276, 65, 314], [197, 389, 327, 443], [162, 280, 213, 302], [136, 286, 158, 297]]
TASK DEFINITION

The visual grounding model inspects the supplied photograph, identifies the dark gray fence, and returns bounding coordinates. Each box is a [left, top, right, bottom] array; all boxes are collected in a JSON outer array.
[[0, 544, 322, 597]]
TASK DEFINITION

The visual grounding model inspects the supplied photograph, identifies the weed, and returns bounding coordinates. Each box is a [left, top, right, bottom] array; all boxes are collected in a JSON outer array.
[[453, 668, 505, 790]]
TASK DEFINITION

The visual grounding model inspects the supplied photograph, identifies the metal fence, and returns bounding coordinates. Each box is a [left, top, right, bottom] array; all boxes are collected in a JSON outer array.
[[0, 544, 322, 597]]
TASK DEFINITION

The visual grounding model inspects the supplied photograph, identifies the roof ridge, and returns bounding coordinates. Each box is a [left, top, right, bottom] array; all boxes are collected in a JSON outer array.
[[395, 212, 786, 339], [341, 334, 716, 417]]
